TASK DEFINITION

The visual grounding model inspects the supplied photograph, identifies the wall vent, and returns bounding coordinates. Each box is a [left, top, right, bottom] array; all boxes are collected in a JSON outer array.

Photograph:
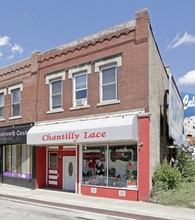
[[119, 190, 126, 197], [91, 188, 97, 194]]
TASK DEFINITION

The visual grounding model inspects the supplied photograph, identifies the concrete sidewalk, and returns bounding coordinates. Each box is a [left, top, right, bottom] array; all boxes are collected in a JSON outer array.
[[0, 184, 195, 220]]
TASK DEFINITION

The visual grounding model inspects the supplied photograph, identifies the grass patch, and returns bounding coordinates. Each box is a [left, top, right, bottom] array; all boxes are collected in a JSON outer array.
[[150, 181, 195, 209]]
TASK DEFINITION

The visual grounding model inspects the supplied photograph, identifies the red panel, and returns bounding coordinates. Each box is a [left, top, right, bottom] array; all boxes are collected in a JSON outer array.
[[81, 186, 138, 201], [58, 149, 62, 189], [76, 145, 80, 193], [46, 148, 77, 190], [138, 116, 150, 201], [36, 146, 46, 188], [62, 150, 76, 156]]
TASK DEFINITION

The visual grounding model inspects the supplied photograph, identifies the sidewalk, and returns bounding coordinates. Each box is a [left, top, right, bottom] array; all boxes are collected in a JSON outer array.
[[0, 183, 195, 220]]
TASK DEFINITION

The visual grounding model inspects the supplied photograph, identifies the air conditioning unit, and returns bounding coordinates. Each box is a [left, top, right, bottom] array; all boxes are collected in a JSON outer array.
[[75, 99, 86, 107]]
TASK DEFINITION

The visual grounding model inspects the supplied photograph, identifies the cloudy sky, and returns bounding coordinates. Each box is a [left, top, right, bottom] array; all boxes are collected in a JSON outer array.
[[0, 0, 195, 94]]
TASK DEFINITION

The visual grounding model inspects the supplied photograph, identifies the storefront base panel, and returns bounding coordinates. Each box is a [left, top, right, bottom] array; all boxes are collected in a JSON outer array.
[[81, 185, 138, 201], [36, 146, 46, 189], [3, 176, 36, 189]]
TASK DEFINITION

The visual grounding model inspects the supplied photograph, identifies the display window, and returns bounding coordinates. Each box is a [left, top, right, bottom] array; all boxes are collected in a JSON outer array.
[[3, 144, 33, 179], [82, 143, 137, 188]]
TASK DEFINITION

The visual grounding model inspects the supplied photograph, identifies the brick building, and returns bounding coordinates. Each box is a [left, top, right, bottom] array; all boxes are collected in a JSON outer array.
[[0, 9, 169, 201]]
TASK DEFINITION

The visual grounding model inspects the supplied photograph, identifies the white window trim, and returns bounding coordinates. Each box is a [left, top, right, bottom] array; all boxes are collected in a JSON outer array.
[[73, 72, 88, 108], [45, 71, 65, 84], [94, 56, 122, 72], [97, 100, 120, 107], [99, 64, 118, 103], [0, 88, 6, 119], [47, 108, 64, 114], [9, 115, 22, 120], [48, 78, 63, 112], [8, 84, 23, 94], [45, 71, 65, 113], [8, 84, 23, 119], [0, 88, 6, 95], [95, 56, 121, 104], [68, 64, 91, 108], [70, 104, 90, 111], [68, 64, 91, 79]]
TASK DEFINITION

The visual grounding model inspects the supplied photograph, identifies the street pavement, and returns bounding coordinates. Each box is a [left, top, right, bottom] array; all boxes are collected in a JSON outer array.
[[0, 183, 195, 220]]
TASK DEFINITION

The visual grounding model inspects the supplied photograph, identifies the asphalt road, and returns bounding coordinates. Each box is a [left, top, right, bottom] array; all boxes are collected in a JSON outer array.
[[0, 198, 133, 220]]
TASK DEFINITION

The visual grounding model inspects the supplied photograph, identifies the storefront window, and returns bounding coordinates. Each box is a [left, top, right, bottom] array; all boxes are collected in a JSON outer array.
[[82, 144, 137, 188], [4, 144, 33, 179]]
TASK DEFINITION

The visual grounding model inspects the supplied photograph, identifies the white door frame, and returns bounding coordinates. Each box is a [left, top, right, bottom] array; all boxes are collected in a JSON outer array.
[[62, 156, 76, 192]]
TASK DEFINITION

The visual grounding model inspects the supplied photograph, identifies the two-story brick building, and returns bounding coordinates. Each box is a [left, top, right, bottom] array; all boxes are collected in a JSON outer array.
[[0, 9, 169, 201]]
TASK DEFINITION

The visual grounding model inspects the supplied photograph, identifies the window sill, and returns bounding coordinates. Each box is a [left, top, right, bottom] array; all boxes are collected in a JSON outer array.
[[97, 100, 120, 107], [81, 184, 138, 190], [9, 116, 22, 120], [47, 108, 64, 114], [70, 105, 90, 111], [0, 118, 5, 122]]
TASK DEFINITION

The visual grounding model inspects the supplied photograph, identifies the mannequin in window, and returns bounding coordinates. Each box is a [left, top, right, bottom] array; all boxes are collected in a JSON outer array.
[[88, 159, 95, 176], [95, 160, 104, 176], [83, 160, 90, 176]]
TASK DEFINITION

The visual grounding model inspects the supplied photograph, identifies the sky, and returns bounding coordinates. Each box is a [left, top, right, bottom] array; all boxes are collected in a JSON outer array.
[[0, 0, 195, 94]]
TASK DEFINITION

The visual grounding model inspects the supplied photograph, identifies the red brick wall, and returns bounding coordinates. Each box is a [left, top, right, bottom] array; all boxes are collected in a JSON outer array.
[[0, 70, 37, 127], [0, 10, 150, 126], [138, 115, 150, 201], [35, 11, 149, 121]]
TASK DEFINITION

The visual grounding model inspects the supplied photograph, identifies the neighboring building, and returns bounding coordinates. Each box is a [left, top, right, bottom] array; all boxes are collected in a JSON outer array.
[[181, 92, 195, 156], [181, 92, 195, 142], [0, 9, 169, 201]]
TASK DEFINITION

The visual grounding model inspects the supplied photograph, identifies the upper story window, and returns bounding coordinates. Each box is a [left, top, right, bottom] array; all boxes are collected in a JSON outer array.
[[100, 65, 117, 102], [73, 72, 87, 107], [11, 88, 21, 117], [0, 93, 4, 118], [68, 64, 91, 108], [95, 55, 122, 105], [50, 78, 62, 110], [8, 83, 23, 119], [0, 88, 6, 119], [45, 70, 65, 113]]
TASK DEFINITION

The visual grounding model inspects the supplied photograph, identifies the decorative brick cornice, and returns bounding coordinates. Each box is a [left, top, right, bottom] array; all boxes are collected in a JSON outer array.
[[39, 23, 135, 64], [0, 62, 31, 77]]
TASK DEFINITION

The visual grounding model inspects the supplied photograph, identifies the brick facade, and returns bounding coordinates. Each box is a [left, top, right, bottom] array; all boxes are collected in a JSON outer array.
[[0, 10, 152, 125], [0, 9, 169, 200]]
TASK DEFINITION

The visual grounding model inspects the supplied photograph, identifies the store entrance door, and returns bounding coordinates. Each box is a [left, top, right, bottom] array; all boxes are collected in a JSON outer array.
[[63, 156, 76, 192]]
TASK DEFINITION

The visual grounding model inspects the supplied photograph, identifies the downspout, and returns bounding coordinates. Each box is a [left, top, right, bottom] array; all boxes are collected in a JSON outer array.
[[162, 89, 169, 161]]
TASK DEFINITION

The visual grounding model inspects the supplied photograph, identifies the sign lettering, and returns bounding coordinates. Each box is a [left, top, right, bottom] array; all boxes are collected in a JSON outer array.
[[42, 131, 107, 143], [183, 94, 195, 110], [0, 124, 31, 144]]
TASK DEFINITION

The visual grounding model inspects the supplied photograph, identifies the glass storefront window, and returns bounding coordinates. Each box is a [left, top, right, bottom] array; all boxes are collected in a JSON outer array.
[[4, 144, 33, 179], [82, 144, 137, 188]]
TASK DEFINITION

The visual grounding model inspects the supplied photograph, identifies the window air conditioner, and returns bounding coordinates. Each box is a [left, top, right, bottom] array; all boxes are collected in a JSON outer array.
[[76, 99, 86, 107]]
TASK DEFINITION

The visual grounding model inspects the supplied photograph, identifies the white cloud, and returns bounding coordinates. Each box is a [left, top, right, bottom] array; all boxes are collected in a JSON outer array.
[[11, 43, 24, 54], [168, 32, 195, 49], [177, 69, 195, 86], [7, 54, 15, 60], [0, 35, 24, 63], [0, 36, 11, 47]]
